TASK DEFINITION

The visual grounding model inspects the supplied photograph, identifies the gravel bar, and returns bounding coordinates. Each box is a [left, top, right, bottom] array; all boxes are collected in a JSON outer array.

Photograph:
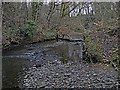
[[20, 61, 118, 89]]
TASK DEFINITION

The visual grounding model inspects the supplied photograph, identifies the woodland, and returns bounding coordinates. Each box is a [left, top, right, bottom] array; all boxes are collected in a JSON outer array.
[[2, 1, 120, 89]]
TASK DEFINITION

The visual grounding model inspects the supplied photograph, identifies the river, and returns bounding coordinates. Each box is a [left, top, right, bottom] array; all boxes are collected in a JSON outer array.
[[2, 40, 83, 88]]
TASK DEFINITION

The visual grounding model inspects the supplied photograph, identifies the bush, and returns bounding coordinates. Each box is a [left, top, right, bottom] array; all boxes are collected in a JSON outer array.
[[109, 49, 119, 71], [83, 35, 104, 63], [17, 20, 37, 39]]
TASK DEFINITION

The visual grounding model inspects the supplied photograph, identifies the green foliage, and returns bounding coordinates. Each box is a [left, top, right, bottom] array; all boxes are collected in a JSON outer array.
[[24, 20, 36, 37], [110, 49, 118, 60], [17, 20, 37, 39], [83, 28, 119, 71], [84, 35, 104, 62], [109, 49, 119, 71]]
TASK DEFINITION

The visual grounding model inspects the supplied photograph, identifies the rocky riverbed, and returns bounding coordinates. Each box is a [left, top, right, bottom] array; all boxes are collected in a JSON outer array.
[[3, 40, 119, 89], [20, 60, 118, 89]]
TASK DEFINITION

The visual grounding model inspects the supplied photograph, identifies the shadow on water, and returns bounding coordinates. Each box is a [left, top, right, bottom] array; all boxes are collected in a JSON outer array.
[[2, 57, 33, 88], [2, 40, 83, 88]]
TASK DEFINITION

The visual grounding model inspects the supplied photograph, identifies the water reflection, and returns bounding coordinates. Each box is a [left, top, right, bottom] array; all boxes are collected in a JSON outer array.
[[51, 41, 83, 64], [68, 42, 83, 62], [2, 57, 32, 88], [2, 41, 83, 88]]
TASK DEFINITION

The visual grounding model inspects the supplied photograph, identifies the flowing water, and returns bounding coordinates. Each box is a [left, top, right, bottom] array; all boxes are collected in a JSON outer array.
[[2, 40, 83, 88]]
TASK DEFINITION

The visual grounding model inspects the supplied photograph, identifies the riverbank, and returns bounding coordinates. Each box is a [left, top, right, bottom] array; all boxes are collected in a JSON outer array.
[[2, 37, 119, 89], [2, 38, 57, 51], [20, 60, 118, 89]]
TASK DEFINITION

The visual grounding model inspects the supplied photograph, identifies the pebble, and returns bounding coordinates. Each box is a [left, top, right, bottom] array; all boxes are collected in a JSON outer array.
[[21, 61, 118, 88], [93, 73, 97, 76]]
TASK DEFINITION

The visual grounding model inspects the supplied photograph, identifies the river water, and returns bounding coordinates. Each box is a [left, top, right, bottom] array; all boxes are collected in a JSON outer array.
[[2, 40, 83, 88]]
